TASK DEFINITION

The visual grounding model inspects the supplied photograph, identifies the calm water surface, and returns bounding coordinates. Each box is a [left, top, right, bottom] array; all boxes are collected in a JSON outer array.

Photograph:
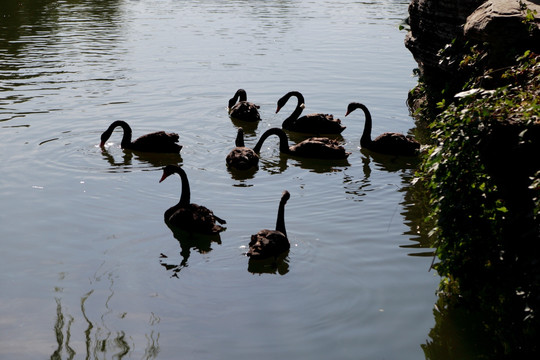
[[0, 1, 439, 359]]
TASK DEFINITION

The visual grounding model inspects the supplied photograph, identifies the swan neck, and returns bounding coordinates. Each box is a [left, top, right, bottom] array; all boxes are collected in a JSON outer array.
[[238, 89, 247, 102], [115, 121, 132, 147], [253, 128, 290, 154], [359, 105, 372, 146], [175, 167, 191, 206], [282, 92, 305, 127], [275, 197, 287, 237], [228, 89, 246, 109], [101, 120, 132, 146], [235, 129, 245, 147]]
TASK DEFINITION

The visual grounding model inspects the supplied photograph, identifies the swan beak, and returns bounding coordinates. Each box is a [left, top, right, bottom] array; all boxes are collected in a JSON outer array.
[[275, 106, 281, 114], [159, 173, 168, 183], [99, 141, 106, 147], [345, 110, 351, 117]]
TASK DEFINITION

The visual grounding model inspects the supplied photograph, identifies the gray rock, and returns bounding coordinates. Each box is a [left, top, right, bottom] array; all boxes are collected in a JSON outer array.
[[464, 0, 540, 57], [405, 0, 540, 91]]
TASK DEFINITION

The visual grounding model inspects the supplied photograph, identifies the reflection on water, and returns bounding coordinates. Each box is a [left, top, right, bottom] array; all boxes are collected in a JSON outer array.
[[227, 164, 259, 181], [51, 297, 76, 360], [160, 225, 222, 278], [357, 150, 434, 257], [400, 173, 436, 258], [341, 150, 434, 258], [100, 147, 183, 172], [229, 116, 260, 136], [247, 252, 290, 276], [289, 155, 350, 173], [360, 148, 421, 172], [0, 0, 126, 121], [342, 151, 418, 202], [51, 269, 160, 359]]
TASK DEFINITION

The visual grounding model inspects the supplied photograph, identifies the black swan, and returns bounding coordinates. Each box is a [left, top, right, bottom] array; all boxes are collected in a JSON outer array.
[[100, 120, 182, 153], [276, 91, 345, 134], [255, 127, 350, 160], [247, 190, 291, 259], [159, 165, 226, 234], [345, 102, 420, 156], [228, 89, 261, 122], [226, 127, 260, 170], [225, 127, 291, 170]]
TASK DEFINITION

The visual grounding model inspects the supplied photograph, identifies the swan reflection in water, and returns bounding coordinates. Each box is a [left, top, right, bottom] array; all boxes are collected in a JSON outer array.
[[359, 148, 421, 172], [342, 150, 420, 202], [160, 226, 222, 278], [100, 146, 183, 171], [247, 251, 290, 275], [341, 151, 433, 257]]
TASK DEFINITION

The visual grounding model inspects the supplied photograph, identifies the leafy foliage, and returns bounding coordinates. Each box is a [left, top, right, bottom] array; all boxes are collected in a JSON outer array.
[[417, 51, 540, 358]]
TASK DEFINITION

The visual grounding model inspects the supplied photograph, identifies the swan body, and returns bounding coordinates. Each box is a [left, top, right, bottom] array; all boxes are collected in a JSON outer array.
[[159, 165, 226, 234], [247, 190, 291, 259], [228, 89, 261, 122], [226, 128, 260, 170], [345, 102, 420, 156], [276, 91, 345, 134], [100, 120, 182, 153], [256, 127, 350, 160]]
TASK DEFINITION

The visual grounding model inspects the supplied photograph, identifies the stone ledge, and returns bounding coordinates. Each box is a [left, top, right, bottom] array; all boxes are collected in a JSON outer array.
[[406, 0, 540, 91]]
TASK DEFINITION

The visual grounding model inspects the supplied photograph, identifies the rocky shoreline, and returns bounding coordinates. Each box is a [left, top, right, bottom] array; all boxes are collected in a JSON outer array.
[[405, 1, 540, 357]]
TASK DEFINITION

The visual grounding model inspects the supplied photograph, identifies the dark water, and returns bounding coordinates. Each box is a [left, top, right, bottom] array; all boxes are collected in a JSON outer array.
[[0, 1, 438, 359]]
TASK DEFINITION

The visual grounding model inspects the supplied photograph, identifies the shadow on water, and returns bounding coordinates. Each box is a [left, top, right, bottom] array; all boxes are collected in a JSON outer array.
[[289, 155, 350, 173], [227, 155, 289, 183], [227, 163, 259, 181], [101, 147, 182, 171], [229, 116, 260, 136], [51, 269, 160, 359], [247, 251, 290, 276], [160, 223, 222, 278], [359, 148, 421, 172], [228, 153, 348, 180]]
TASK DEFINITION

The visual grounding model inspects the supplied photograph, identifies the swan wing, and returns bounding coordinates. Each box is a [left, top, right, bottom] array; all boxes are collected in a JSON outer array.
[[247, 229, 289, 259], [229, 101, 261, 122]]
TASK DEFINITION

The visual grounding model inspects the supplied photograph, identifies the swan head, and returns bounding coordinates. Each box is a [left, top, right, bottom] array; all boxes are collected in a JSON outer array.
[[160, 164, 181, 183], [227, 98, 236, 112], [345, 102, 365, 117], [281, 190, 290, 202]]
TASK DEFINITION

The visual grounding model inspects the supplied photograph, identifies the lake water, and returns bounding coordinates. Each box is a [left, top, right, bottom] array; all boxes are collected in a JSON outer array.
[[0, 1, 439, 359]]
